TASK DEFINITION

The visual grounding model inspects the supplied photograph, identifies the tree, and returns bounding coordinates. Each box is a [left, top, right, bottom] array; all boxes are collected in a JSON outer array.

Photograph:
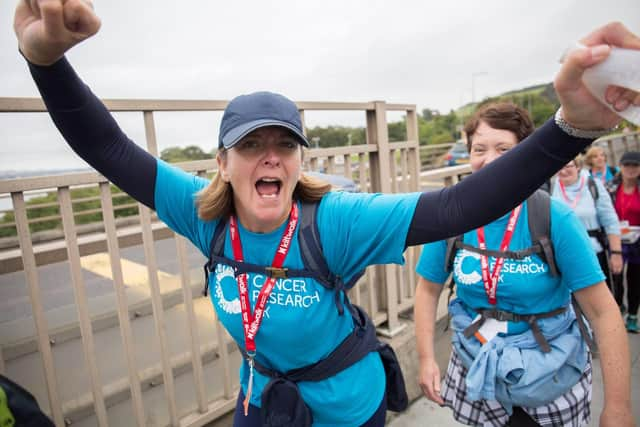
[[307, 126, 363, 148], [0, 186, 137, 238], [421, 108, 440, 121], [160, 145, 211, 163], [388, 121, 407, 142]]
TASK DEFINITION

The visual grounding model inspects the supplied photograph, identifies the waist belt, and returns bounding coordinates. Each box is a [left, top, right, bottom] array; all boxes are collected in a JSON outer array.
[[243, 304, 378, 383], [463, 306, 567, 353], [240, 304, 408, 426]]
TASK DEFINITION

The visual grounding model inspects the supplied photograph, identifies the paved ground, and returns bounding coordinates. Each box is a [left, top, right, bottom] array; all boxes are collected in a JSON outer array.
[[389, 331, 640, 426]]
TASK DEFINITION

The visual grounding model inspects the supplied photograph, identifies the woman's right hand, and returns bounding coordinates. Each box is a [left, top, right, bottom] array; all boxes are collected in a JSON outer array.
[[14, 0, 101, 66], [418, 357, 444, 405]]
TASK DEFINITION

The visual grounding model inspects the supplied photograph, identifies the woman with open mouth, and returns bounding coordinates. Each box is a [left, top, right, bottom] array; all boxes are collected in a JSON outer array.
[[13, 1, 639, 425]]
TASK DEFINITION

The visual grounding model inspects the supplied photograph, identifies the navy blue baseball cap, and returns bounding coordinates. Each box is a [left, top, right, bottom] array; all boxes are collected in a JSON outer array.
[[218, 91, 310, 150], [620, 151, 640, 165]]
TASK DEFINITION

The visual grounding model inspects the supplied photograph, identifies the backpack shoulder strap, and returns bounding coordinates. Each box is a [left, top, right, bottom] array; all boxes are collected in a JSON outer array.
[[548, 177, 555, 195], [298, 202, 331, 281], [587, 175, 599, 201], [203, 218, 228, 296], [299, 202, 357, 315], [539, 179, 552, 194], [443, 234, 463, 326], [526, 190, 559, 277], [444, 235, 463, 273]]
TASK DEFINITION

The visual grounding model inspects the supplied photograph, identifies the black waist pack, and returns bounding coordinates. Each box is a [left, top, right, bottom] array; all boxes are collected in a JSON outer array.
[[260, 378, 313, 427], [246, 305, 408, 426], [377, 342, 408, 412]]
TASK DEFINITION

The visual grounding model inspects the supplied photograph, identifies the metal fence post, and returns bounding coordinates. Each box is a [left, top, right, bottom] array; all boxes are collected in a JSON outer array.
[[366, 101, 405, 336]]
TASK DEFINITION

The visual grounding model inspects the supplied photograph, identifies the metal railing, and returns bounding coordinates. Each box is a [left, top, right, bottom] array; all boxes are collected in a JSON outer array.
[[0, 97, 425, 427], [595, 131, 640, 164], [1, 95, 638, 427]]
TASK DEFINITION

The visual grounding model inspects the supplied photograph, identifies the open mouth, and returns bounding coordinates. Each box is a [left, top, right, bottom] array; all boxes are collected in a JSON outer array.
[[255, 177, 282, 199]]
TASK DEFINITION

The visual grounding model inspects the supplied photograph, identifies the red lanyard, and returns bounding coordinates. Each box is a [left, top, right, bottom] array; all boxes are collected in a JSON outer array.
[[229, 203, 298, 415], [559, 176, 585, 209], [229, 203, 298, 352], [476, 205, 522, 305]]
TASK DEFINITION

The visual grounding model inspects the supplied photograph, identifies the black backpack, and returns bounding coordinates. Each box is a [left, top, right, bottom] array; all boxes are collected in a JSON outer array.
[[444, 190, 558, 278], [543, 174, 600, 201], [443, 190, 595, 353], [204, 202, 363, 314], [546, 175, 610, 251], [203, 202, 408, 425]]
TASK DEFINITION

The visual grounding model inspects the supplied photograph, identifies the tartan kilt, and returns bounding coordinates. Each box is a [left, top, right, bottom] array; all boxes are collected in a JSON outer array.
[[440, 349, 592, 427]]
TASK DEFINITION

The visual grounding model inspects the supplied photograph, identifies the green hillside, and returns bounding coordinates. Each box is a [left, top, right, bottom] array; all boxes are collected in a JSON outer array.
[[156, 82, 633, 152], [454, 82, 559, 129]]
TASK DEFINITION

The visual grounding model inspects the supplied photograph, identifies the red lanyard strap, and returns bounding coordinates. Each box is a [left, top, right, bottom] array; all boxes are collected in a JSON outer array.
[[476, 205, 522, 305], [229, 203, 299, 353], [229, 203, 299, 415], [559, 176, 585, 209]]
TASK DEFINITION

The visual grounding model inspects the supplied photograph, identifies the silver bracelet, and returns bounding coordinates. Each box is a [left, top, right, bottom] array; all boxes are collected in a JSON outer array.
[[554, 107, 617, 139]]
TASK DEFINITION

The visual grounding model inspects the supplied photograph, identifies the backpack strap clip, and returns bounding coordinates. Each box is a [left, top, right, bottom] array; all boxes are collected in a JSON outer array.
[[265, 267, 289, 279], [462, 306, 567, 353]]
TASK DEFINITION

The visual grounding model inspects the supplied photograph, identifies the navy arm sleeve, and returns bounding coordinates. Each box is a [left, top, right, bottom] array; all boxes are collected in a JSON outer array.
[[26, 56, 591, 241], [405, 121, 592, 246], [27, 56, 157, 209]]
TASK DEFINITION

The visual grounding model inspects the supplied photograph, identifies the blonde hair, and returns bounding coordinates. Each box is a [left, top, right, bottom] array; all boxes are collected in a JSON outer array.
[[568, 155, 584, 170], [196, 152, 332, 221], [584, 146, 606, 168]]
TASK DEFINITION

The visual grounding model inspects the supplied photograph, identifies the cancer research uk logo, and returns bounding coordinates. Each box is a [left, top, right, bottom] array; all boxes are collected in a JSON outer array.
[[453, 249, 547, 286], [213, 264, 320, 318]]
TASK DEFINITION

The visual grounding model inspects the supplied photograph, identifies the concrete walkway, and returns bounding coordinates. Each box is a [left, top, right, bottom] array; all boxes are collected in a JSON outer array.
[[389, 331, 640, 426]]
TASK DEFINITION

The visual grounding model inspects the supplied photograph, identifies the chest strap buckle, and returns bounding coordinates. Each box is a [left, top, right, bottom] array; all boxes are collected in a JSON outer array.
[[265, 267, 289, 279]]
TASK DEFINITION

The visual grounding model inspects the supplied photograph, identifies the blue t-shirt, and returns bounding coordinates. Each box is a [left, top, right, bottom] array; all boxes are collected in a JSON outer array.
[[416, 198, 604, 330], [154, 159, 420, 426], [590, 166, 618, 184], [550, 170, 620, 253]]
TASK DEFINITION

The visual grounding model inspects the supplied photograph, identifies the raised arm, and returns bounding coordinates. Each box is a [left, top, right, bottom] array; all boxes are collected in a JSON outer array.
[[15, 0, 158, 209], [15, 0, 100, 66], [406, 22, 640, 246]]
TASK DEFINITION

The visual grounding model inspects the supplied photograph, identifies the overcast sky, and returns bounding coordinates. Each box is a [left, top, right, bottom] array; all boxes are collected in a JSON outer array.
[[1, 0, 639, 173]]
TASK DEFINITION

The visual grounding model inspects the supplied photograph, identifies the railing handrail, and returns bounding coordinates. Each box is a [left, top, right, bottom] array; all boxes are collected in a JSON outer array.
[[0, 95, 425, 426], [0, 96, 417, 113], [2, 92, 638, 427]]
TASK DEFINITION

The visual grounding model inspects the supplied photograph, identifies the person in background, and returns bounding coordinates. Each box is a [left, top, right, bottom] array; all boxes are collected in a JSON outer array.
[[585, 146, 618, 184], [0, 375, 55, 427], [553, 156, 622, 300], [607, 151, 640, 333], [415, 102, 633, 427], [14, 1, 640, 425]]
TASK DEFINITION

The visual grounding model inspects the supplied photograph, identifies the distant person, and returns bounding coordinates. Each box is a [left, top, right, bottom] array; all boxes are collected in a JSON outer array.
[[607, 151, 640, 333], [14, 1, 640, 425], [415, 102, 633, 427], [0, 375, 55, 427], [585, 146, 618, 184], [552, 156, 622, 299]]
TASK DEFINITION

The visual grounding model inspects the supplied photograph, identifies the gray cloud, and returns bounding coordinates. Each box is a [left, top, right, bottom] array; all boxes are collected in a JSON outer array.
[[1, 0, 639, 172]]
